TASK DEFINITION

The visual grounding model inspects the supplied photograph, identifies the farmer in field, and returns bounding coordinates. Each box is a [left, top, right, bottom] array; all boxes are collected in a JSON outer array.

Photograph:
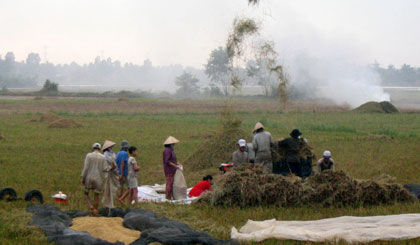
[[317, 150, 335, 173], [278, 129, 303, 177], [102, 140, 119, 209], [189, 175, 213, 197], [81, 143, 107, 216], [163, 136, 181, 200], [116, 140, 130, 203], [232, 139, 249, 166], [252, 122, 274, 173]]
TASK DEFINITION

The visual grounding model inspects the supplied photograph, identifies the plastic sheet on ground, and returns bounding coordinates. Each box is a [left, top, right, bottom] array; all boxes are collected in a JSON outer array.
[[137, 184, 197, 204], [404, 184, 420, 200], [231, 214, 420, 243]]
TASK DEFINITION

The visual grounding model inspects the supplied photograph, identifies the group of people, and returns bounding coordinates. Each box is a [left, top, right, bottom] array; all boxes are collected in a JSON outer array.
[[81, 140, 140, 215], [81, 123, 335, 213], [230, 122, 335, 177]]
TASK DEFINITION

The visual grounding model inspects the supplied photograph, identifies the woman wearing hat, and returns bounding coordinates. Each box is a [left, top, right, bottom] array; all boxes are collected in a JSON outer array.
[[102, 140, 119, 209], [163, 136, 180, 200]]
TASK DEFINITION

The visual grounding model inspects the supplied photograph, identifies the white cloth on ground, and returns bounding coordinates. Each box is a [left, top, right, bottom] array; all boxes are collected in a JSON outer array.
[[137, 184, 196, 204], [231, 214, 420, 243]]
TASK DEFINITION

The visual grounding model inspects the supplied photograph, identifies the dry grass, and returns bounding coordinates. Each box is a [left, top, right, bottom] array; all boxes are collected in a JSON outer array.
[[48, 118, 82, 128]]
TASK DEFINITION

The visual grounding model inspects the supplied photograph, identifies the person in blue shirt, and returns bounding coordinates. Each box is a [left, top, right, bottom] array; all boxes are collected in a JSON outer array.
[[116, 140, 130, 203]]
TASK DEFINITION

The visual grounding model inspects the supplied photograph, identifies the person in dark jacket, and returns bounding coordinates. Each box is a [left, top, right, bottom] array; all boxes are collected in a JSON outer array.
[[278, 129, 303, 177], [163, 136, 181, 200]]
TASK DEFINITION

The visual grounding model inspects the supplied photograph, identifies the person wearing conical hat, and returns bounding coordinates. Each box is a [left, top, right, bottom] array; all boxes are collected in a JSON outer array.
[[101, 140, 119, 209], [252, 122, 274, 173], [163, 136, 180, 200]]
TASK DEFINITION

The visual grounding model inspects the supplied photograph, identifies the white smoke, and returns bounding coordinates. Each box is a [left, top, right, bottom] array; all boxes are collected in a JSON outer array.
[[252, 1, 390, 108]]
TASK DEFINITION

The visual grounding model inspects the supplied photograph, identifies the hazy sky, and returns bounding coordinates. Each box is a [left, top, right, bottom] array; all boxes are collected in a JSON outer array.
[[1, 0, 419, 68]]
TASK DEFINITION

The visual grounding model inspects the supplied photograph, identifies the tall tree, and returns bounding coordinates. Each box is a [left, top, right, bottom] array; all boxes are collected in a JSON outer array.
[[175, 71, 201, 98], [204, 47, 230, 95]]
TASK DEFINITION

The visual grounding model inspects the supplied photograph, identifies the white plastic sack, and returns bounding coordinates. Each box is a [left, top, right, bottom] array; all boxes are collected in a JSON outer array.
[[231, 214, 420, 243], [137, 185, 196, 204], [173, 169, 187, 200]]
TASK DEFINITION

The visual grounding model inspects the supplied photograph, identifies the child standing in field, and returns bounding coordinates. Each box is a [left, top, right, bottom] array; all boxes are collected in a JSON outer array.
[[127, 146, 140, 204]]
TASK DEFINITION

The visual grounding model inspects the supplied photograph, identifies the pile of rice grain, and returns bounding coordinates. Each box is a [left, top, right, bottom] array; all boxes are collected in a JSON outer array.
[[71, 217, 140, 244]]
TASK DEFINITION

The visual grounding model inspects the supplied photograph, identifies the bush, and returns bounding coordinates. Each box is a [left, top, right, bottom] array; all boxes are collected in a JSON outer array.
[[41, 80, 58, 93]]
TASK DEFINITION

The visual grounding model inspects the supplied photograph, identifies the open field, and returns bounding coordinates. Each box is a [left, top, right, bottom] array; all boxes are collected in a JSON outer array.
[[1, 97, 420, 244]]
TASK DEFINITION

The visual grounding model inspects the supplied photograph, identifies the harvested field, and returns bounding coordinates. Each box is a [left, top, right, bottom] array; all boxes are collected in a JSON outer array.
[[71, 217, 140, 244], [48, 118, 82, 128], [199, 165, 416, 208]]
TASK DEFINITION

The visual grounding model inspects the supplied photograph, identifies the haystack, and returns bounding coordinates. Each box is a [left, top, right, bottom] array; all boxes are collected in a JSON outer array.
[[353, 101, 399, 113], [40, 113, 61, 123], [71, 217, 140, 244], [48, 118, 82, 128], [198, 165, 415, 208], [184, 121, 248, 170]]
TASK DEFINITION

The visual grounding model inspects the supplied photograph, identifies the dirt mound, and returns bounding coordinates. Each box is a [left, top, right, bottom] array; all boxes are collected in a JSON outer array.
[[184, 126, 248, 170], [48, 118, 82, 128], [40, 113, 61, 122], [71, 217, 140, 244], [198, 165, 415, 208], [353, 101, 399, 113]]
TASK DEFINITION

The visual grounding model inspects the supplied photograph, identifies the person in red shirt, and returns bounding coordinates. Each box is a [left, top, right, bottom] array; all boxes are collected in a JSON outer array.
[[189, 175, 213, 197]]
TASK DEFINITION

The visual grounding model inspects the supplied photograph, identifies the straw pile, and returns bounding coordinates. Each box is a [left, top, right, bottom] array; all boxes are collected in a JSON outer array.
[[71, 217, 140, 244], [40, 113, 61, 123], [354, 101, 399, 113], [198, 165, 416, 208], [184, 123, 248, 170], [48, 118, 82, 128]]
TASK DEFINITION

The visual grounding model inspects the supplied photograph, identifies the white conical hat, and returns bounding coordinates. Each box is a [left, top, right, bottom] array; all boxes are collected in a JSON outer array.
[[253, 122, 264, 132], [164, 136, 180, 145], [102, 140, 116, 151]]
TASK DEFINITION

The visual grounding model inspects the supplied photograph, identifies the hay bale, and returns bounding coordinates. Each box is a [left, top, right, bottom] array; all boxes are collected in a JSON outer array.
[[199, 167, 416, 208], [184, 126, 248, 170], [353, 101, 399, 113], [48, 118, 82, 128], [40, 113, 61, 123], [71, 217, 140, 244]]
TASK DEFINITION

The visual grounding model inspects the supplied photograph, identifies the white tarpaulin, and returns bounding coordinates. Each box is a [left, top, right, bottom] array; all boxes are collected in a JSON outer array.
[[137, 184, 197, 205], [231, 214, 420, 243]]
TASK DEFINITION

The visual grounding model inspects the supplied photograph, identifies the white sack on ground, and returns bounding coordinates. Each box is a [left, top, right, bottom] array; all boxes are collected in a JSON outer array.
[[173, 169, 187, 200], [231, 214, 420, 243], [137, 185, 196, 204]]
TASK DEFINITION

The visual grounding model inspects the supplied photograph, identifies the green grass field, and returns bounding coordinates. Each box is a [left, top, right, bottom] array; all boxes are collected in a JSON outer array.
[[0, 97, 420, 244]]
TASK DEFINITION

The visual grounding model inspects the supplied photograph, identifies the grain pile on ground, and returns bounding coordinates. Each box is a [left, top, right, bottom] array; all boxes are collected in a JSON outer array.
[[48, 118, 82, 128], [353, 101, 399, 113], [184, 121, 248, 170], [39, 113, 61, 123], [198, 165, 416, 208], [71, 217, 140, 244]]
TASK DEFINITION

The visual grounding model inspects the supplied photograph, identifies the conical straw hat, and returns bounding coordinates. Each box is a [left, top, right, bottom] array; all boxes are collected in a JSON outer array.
[[164, 136, 180, 145], [253, 122, 264, 132], [102, 140, 116, 151]]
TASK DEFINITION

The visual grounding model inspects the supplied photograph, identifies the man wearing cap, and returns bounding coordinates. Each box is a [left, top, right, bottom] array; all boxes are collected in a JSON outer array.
[[81, 143, 107, 215], [232, 139, 249, 166], [116, 140, 130, 202], [252, 122, 275, 172], [278, 129, 303, 177], [163, 136, 181, 200], [317, 151, 335, 173]]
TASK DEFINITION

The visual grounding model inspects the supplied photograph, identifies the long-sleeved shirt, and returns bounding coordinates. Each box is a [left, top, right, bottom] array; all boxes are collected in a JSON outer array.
[[232, 150, 249, 166], [317, 158, 335, 173], [252, 131, 274, 154], [163, 146, 178, 176], [81, 151, 107, 191]]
